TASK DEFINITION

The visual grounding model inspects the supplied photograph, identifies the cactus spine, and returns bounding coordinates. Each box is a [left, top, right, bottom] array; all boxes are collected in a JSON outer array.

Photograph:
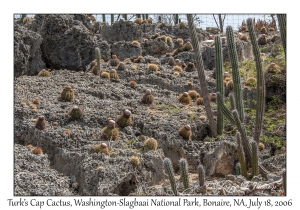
[[198, 164, 205, 187], [163, 158, 178, 196], [179, 158, 189, 189], [95, 47, 101, 75], [236, 132, 248, 178], [214, 35, 224, 135], [247, 18, 265, 144], [251, 141, 259, 177], [226, 26, 244, 122], [277, 14, 286, 57], [187, 14, 217, 137]]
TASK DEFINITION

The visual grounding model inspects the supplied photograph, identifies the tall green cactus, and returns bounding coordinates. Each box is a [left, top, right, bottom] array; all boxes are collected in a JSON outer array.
[[123, 14, 127, 20], [179, 158, 189, 189], [226, 26, 245, 122], [198, 164, 205, 187], [251, 141, 259, 177], [111, 14, 114, 25], [214, 36, 224, 135], [277, 14, 286, 57], [229, 93, 236, 111], [174, 14, 179, 24], [187, 14, 217, 137], [217, 92, 235, 124], [163, 158, 178, 196], [102, 14, 106, 23], [283, 169, 286, 196], [247, 18, 265, 144], [95, 47, 101, 75], [236, 132, 248, 178]]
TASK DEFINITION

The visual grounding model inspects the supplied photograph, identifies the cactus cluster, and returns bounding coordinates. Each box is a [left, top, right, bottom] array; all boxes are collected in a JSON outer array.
[[187, 90, 199, 100]]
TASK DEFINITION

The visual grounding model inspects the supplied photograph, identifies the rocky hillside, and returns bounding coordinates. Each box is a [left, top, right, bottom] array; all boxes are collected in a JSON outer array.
[[14, 14, 286, 196]]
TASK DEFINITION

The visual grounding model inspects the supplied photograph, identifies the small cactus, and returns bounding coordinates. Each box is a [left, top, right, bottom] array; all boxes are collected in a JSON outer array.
[[168, 57, 175, 66], [68, 105, 84, 121], [239, 34, 248, 41], [100, 71, 110, 79], [117, 62, 126, 71], [236, 132, 248, 178], [110, 55, 120, 66], [163, 158, 178, 196], [132, 40, 140, 47], [141, 89, 154, 104], [94, 143, 110, 155], [133, 56, 143, 63], [258, 142, 265, 150], [176, 38, 184, 45], [124, 58, 132, 63], [131, 65, 137, 70], [266, 62, 281, 73], [178, 125, 192, 140], [226, 80, 234, 92], [210, 93, 217, 102], [150, 33, 159, 39], [101, 120, 119, 141], [178, 92, 191, 105], [258, 34, 267, 45], [61, 85, 75, 101], [173, 66, 183, 72], [223, 71, 231, 79], [235, 163, 241, 175], [148, 63, 159, 71], [38, 69, 50, 77], [109, 69, 119, 79], [130, 155, 140, 166], [187, 90, 199, 100], [246, 77, 257, 87], [179, 158, 189, 189], [198, 164, 205, 187], [196, 97, 204, 105], [129, 80, 137, 87], [179, 21, 186, 29], [260, 27, 267, 34], [116, 109, 133, 128], [134, 18, 142, 25], [183, 42, 193, 51], [33, 98, 40, 104], [35, 116, 46, 130], [32, 146, 43, 155], [144, 138, 158, 150], [184, 62, 195, 72], [166, 36, 172, 43]]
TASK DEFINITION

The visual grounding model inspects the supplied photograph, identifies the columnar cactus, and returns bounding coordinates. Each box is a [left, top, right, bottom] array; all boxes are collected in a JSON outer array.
[[95, 47, 101, 75], [179, 158, 189, 189], [236, 132, 248, 178], [247, 18, 265, 144], [251, 141, 259, 177], [163, 158, 178, 196], [214, 35, 224, 135], [198, 164, 205, 187], [235, 163, 241, 175], [277, 14, 286, 57], [229, 93, 236, 111], [216, 92, 235, 124], [226, 26, 244, 122], [187, 14, 217, 137]]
